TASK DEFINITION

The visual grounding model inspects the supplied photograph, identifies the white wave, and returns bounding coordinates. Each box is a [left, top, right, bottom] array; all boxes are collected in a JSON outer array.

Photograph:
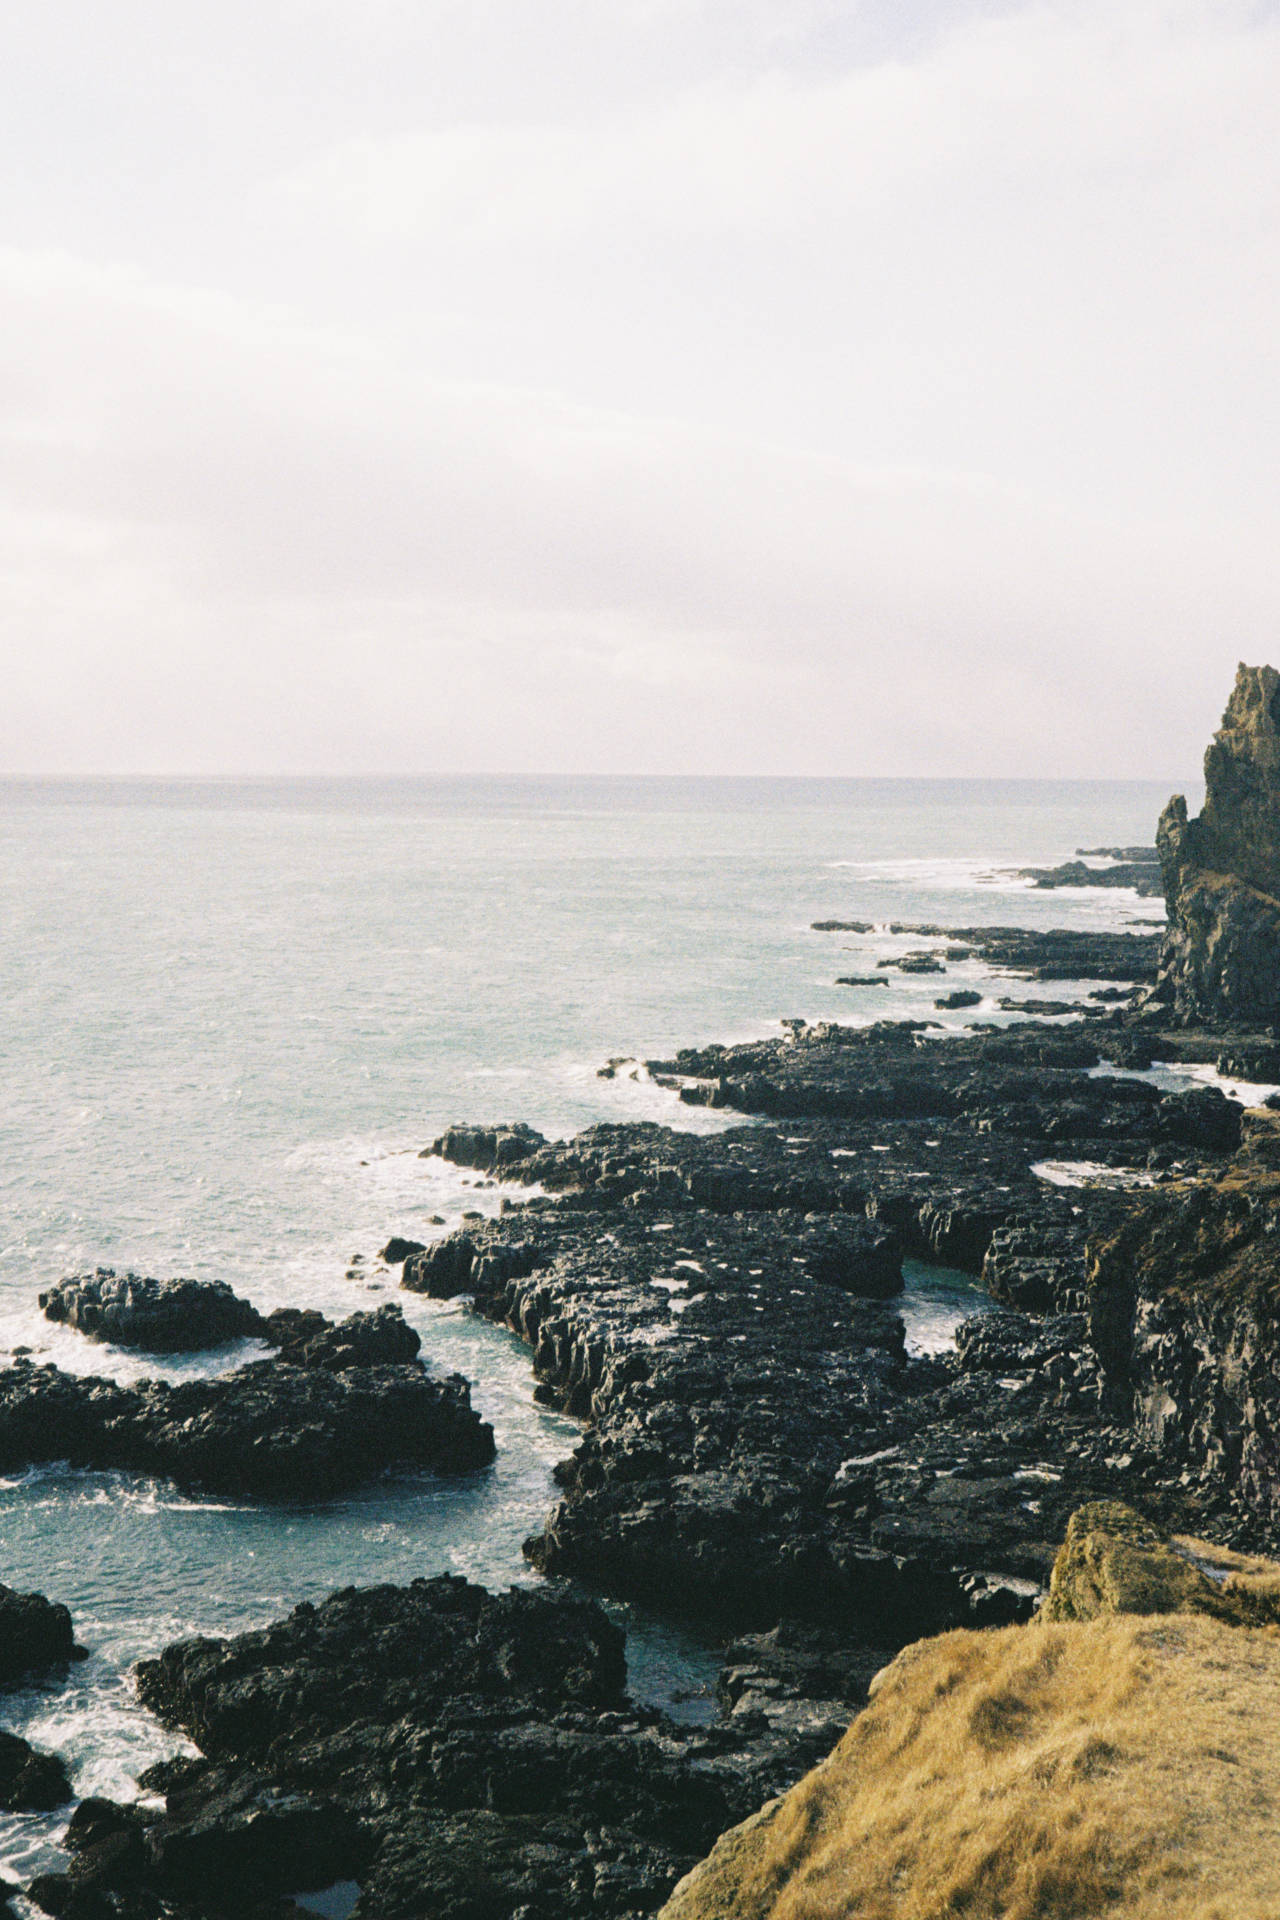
[[1033, 1160, 1157, 1190], [1091, 1060, 1280, 1106]]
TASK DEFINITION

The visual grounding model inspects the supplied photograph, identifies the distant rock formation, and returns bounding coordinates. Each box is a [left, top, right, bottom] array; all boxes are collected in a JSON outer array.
[[1155, 661, 1280, 1025]]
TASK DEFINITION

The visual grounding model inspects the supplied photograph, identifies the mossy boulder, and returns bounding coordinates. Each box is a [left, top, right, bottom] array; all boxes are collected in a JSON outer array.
[[1043, 1499, 1280, 1627]]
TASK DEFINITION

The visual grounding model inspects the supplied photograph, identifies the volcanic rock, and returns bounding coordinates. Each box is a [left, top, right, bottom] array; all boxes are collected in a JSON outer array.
[[102, 1575, 839, 1920], [1155, 662, 1280, 1024], [0, 1348, 492, 1500], [39, 1271, 264, 1354], [0, 1582, 84, 1682], [260, 1303, 421, 1370], [0, 1730, 72, 1811]]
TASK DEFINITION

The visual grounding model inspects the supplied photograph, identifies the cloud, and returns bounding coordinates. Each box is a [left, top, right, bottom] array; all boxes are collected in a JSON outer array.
[[0, 2, 1278, 772]]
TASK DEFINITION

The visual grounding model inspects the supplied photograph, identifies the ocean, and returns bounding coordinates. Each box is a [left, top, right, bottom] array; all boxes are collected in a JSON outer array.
[[0, 774, 1188, 1884]]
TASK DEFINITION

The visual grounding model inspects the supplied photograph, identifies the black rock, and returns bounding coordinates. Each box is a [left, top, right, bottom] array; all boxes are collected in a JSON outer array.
[[1156, 1086, 1243, 1153], [1155, 664, 1280, 1024], [0, 1729, 72, 1810], [0, 1582, 84, 1683], [121, 1576, 809, 1920], [379, 1237, 427, 1265], [261, 1304, 421, 1371], [0, 1354, 493, 1500], [1216, 1043, 1280, 1082], [39, 1271, 264, 1355], [1013, 856, 1162, 896], [878, 952, 945, 974], [421, 1123, 548, 1173]]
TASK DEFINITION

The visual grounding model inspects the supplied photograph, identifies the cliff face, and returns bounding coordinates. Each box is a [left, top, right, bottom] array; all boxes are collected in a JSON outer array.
[[659, 1611, 1280, 1920], [1085, 1134, 1280, 1526], [1156, 662, 1280, 1024]]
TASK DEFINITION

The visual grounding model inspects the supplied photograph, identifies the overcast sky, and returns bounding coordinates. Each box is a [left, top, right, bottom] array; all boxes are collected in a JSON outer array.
[[1, 0, 1276, 776]]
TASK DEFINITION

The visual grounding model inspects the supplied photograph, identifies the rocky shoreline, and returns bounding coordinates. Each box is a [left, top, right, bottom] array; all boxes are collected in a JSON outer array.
[[13, 665, 1280, 1917]]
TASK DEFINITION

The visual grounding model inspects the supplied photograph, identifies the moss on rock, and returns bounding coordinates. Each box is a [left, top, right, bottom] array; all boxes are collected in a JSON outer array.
[[1043, 1499, 1280, 1627]]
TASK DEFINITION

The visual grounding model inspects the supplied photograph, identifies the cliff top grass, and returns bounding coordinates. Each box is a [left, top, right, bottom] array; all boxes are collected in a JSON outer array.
[[660, 1609, 1280, 1920], [661, 1504, 1280, 1920]]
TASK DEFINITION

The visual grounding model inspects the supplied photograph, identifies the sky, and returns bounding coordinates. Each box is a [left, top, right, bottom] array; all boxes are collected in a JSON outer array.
[[1, 0, 1278, 776]]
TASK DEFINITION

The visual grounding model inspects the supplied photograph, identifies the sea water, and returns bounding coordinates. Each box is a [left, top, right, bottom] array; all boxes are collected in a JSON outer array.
[[0, 775, 1189, 1881]]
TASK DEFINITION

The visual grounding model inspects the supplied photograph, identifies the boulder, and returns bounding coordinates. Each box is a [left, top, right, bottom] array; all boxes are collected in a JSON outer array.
[[379, 1237, 426, 1265], [0, 1582, 84, 1682], [1043, 1499, 1280, 1626], [0, 1730, 72, 1810], [39, 1270, 264, 1354]]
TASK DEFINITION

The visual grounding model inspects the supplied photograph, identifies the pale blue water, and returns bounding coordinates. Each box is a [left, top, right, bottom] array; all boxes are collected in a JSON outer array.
[[0, 775, 1184, 1881]]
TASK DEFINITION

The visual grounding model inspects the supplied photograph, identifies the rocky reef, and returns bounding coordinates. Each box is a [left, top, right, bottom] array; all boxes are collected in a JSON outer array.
[[25, 1575, 873, 1920], [25, 664, 1280, 1917], [1155, 661, 1280, 1024], [0, 1303, 492, 1498], [401, 1011, 1258, 1652], [40, 1272, 266, 1353]]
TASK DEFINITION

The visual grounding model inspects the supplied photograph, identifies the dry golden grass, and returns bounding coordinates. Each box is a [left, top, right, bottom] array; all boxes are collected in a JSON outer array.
[[660, 1612, 1280, 1920]]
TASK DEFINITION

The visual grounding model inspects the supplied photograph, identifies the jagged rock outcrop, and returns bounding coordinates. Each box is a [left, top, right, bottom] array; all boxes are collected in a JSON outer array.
[[26, 1576, 863, 1919], [0, 1300, 493, 1499], [1155, 661, 1280, 1024], [40, 1270, 266, 1353]]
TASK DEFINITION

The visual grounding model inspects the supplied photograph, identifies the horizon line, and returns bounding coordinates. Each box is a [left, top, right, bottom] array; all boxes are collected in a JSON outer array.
[[0, 770, 1196, 786]]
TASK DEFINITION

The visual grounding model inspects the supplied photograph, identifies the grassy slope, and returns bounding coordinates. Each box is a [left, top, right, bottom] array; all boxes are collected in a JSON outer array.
[[661, 1610, 1280, 1920]]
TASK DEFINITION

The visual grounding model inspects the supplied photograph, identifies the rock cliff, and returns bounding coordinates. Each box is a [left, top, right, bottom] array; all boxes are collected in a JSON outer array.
[[1156, 661, 1280, 1024]]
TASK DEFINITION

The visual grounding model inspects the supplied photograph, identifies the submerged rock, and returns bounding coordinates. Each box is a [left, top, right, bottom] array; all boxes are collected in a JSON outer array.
[[39, 1270, 265, 1354], [1155, 661, 1280, 1024]]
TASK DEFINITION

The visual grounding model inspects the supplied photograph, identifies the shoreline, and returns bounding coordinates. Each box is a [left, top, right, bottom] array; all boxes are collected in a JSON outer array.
[[13, 902, 1280, 1916], [12, 718, 1280, 1919]]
